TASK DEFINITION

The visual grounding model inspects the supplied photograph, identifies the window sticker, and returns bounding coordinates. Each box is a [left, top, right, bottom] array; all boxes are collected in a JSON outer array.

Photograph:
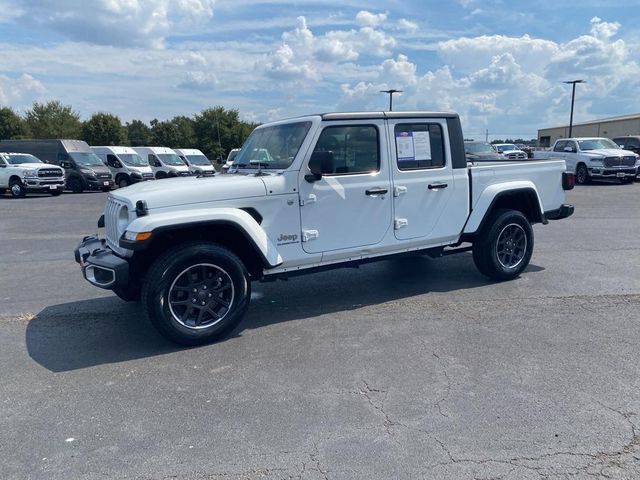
[[396, 130, 432, 162], [396, 131, 415, 161], [412, 131, 432, 160]]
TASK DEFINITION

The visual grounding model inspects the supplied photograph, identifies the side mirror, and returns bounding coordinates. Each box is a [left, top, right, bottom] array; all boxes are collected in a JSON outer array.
[[619, 144, 625, 148], [563, 146, 574, 152], [305, 151, 334, 183], [114, 161, 122, 169], [60, 161, 72, 169]]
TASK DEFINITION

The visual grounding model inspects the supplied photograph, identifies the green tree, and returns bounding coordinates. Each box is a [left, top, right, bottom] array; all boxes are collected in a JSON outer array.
[[82, 112, 127, 145], [0, 106, 29, 140], [150, 115, 195, 148], [24, 100, 82, 138], [126, 119, 152, 146], [193, 107, 257, 160]]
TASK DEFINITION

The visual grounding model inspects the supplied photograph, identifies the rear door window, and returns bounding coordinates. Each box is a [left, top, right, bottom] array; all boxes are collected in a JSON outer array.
[[394, 123, 445, 170]]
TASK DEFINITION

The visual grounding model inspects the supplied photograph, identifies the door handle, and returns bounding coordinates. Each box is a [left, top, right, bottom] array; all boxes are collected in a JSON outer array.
[[365, 187, 388, 196], [428, 183, 448, 190]]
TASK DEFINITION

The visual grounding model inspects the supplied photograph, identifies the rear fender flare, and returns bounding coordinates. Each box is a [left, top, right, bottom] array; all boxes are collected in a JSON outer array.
[[463, 182, 545, 235]]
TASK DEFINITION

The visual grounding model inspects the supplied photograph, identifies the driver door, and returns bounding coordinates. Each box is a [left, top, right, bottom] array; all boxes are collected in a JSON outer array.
[[298, 121, 392, 254]]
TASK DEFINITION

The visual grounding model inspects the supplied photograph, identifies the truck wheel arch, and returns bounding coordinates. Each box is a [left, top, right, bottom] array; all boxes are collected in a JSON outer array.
[[123, 210, 283, 279], [464, 187, 546, 237]]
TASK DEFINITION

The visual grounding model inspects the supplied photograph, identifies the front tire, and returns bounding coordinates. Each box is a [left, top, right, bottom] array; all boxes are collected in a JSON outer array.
[[141, 242, 251, 346], [473, 209, 534, 281], [68, 176, 83, 193], [117, 175, 131, 188], [575, 164, 589, 185], [9, 179, 26, 198]]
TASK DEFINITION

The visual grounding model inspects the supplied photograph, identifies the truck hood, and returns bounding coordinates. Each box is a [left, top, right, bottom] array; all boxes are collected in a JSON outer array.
[[110, 174, 268, 209], [11, 163, 63, 171], [582, 148, 635, 157]]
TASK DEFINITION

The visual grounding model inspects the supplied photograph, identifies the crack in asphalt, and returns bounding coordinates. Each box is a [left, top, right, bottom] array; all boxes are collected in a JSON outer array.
[[431, 351, 451, 418]]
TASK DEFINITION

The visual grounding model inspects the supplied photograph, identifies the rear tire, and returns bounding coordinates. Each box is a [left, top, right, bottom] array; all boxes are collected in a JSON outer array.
[[9, 179, 26, 198], [472, 209, 534, 281], [141, 242, 251, 346], [575, 164, 589, 185]]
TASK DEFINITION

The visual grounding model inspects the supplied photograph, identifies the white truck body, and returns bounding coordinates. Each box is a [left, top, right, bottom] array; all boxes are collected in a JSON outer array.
[[76, 111, 574, 345], [534, 137, 639, 184], [0, 152, 65, 197], [174, 148, 215, 176], [132, 146, 191, 179], [91, 146, 154, 188]]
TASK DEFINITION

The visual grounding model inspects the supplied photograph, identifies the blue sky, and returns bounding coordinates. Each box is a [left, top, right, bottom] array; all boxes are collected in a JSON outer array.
[[1, 0, 639, 139]]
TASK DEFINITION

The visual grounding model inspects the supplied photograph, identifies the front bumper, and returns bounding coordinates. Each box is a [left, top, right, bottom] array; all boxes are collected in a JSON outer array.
[[85, 178, 114, 190], [74, 235, 129, 290], [23, 178, 65, 192], [545, 204, 575, 221], [588, 167, 637, 179]]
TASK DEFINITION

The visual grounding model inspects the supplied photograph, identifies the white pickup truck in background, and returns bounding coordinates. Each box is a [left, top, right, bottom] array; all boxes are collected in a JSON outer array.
[[75, 111, 575, 345], [534, 137, 639, 184], [0, 152, 65, 197]]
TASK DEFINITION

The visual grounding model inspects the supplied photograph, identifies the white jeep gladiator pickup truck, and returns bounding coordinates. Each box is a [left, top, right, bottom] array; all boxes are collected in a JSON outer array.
[[0, 152, 65, 197], [75, 111, 574, 345], [534, 137, 639, 184]]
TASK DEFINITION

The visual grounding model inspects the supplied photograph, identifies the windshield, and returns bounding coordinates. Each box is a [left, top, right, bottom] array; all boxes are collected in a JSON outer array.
[[4, 154, 43, 165], [233, 121, 312, 169], [186, 154, 211, 166], [157, 153, 186, 166], [118, 153, 148, 167], [495, 144, 518, 152], [577, 139, 620, 151], [69, 152, 105, 167], [465, 143, 495, 154], [226, 150, 239, 163]]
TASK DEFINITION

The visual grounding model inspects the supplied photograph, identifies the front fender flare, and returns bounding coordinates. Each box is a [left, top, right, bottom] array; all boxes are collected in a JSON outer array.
[[121, 208, 283, 268]]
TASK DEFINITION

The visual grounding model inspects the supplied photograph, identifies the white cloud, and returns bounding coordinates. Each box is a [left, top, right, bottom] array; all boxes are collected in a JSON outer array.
[[396, 19, 418, 32], [589, 16, 620, 40], [355, 11, 387, 27], [177, 71, 219, 90], [8, 0, 216, 48], [0, 73, 46, 106]]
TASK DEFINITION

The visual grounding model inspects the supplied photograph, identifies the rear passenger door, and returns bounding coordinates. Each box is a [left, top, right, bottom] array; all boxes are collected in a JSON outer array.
[[387, 119, 461, 243]]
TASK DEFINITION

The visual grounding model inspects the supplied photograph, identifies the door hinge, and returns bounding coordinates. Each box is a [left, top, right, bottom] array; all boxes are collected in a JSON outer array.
[[299, 194, 317, 206], [394, 218, 409, 230], [302, 230, 319, 242], [393, 186, 407, 197]]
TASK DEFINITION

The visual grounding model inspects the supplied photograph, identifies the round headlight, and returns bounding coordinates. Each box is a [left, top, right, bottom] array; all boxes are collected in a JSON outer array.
[[117, 206, 129, 233]]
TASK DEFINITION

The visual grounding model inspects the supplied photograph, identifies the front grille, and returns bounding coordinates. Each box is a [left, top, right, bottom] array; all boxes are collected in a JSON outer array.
[[142, 172, 154, 178], [179, 172, 191, 176], [104, 197, 127, 254], [97, 173, 112, 179], [506, 153, 526, 160], [604, 156, 636, 167], [38, 169, 63, 178]]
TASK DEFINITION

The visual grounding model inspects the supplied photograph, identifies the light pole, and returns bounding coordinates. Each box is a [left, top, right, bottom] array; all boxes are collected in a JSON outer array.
[[380, 89, 403, 111], [563, 80, 585, 138]]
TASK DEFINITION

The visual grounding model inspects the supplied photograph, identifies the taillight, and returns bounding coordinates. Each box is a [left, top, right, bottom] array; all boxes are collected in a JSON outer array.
[[562, 172, 575, 190]]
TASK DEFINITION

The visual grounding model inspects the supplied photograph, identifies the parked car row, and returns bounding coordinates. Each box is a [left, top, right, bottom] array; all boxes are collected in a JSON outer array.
[[465, 137, 640, 185], [0, 138, 223, 197]]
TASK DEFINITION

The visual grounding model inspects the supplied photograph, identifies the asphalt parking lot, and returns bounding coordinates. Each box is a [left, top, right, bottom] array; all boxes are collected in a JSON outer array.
[[2, 182, 640, 480]]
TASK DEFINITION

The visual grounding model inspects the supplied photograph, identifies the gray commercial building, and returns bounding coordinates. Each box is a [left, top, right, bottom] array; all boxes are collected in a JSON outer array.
[[537, 113, 640, 147]]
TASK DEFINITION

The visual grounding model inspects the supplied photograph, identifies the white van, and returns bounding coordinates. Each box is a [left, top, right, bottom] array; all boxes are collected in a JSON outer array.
[[91, 146, 155, 188], [174, 148, 215, 176], [132, 147, 191, 179], [222, 148, 240, 173]]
